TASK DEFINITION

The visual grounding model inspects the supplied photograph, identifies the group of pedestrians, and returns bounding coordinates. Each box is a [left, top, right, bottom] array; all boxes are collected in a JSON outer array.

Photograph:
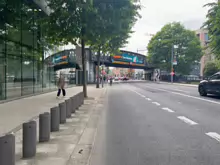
[[56, 72, 115, 99]]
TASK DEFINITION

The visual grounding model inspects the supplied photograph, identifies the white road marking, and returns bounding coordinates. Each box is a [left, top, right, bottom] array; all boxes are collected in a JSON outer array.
[[177, 116, 198, 125], [130, 89, 147, 99], [162, 107, 174, 113], [152, 102, 160, 106], [144, 85, 220, 105], [206, 132, 220, 142], [146, 98, 151, 101]]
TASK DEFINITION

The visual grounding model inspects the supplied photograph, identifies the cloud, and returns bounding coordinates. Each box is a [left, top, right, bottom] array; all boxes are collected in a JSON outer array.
[[123, 0, 215, 54]]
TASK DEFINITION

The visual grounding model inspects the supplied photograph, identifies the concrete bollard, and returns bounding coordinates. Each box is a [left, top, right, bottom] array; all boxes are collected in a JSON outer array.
[[65, 99, 72, 118], [50, 106, 60, 132], [0, 134, 15, 165], [39, 112, 50, 142], [22, 120, 37, 158], [59, 102, 66, 124]]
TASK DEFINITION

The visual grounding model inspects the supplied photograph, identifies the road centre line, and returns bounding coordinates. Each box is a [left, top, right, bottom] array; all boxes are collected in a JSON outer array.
[[162, 107, 174, 113], [143, 85, 220, 105], [206, 132, 220, 142], [152, 102, 160, 106], [177, 116, 198, 125]]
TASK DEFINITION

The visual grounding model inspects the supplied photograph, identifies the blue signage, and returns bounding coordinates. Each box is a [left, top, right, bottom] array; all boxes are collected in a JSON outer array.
[[111, 52, 145, 65]]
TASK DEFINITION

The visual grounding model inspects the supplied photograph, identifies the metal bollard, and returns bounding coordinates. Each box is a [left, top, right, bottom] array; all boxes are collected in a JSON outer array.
[[78, 93, 81, 108], [73, 96, 76, 112], [0, 134, 15, 165], [59, 102, 66, 124], [70, 96, 74, 113], [22, 120, 37, 158], [81, 92, 84, 105], [79, 93, 82, 106], [39, 112, 50, 142], [50, 106, 60, 132], [65, 99, 72, 118], [76, 94, 79, 109]]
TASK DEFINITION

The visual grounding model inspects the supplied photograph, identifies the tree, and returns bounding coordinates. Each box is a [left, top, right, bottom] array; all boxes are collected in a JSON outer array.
[[86, 0, 140, 88], [203, 1, 220, 59], [203, 61, 219, 77], [147, 22, 202, 75], [43, 0, 140, 89]]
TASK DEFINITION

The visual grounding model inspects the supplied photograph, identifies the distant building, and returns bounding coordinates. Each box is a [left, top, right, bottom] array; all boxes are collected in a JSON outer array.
[[195, 29, 215, 77]]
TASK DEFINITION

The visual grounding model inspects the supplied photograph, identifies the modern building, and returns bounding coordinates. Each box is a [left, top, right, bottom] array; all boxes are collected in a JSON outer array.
[[0, 0, 151, 102], [0, 0, 59, 101], [195, 28, 215, 77]]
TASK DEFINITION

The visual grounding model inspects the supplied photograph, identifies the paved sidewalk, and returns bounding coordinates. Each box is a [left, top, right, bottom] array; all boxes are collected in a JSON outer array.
[[15, 87, 106, 165], [0, 86, 99, 136]]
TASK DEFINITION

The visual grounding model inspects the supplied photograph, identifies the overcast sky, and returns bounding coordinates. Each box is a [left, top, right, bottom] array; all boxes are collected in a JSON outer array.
[[122, 0, 215, 55]]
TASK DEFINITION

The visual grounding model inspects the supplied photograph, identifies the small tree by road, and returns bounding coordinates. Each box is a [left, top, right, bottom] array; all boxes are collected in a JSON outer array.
[[147, 22, 203, 75], [203, 61, 219, 77]]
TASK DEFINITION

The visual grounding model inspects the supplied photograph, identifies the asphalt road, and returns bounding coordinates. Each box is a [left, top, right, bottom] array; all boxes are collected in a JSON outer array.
[[89, 82, 220, 165]]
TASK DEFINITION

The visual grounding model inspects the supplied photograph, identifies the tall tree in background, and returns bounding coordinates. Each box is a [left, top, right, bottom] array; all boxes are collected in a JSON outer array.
[[147, 22, 202, 75], [203, 1, 220, 59]]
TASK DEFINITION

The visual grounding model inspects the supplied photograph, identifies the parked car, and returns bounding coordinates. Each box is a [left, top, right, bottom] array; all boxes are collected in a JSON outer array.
[[198, 72, 220, 96], [122, 77, 129, 81]]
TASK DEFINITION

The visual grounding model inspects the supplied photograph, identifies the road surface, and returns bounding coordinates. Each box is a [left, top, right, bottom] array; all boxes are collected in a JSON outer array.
[[89, 82, 220, 165]]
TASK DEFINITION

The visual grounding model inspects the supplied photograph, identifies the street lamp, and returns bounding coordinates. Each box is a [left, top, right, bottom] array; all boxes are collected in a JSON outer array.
[[171, 44, 178, 83], [81, 0, 87, 97]]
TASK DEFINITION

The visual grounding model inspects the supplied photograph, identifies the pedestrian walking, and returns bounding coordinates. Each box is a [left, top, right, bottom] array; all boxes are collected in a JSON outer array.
[[56, 72, 66, 98]]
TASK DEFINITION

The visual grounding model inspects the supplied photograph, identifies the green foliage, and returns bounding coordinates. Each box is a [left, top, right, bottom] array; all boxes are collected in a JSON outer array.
[[42, 0, 140, 89], [147, 22, 203, 75], [203, 2, 220, 59], [42, 0, 140, 54], [203, 61, 220, 77]]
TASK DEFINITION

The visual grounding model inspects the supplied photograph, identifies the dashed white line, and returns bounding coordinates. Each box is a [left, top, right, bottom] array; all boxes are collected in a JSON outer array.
[[130, 90, 149, 99], [152, 102, 160, 106], [146, 98, 151, 101], [177, 116, 198, 125], [162, 107, 174, 113], [206, 132, 220, 142]]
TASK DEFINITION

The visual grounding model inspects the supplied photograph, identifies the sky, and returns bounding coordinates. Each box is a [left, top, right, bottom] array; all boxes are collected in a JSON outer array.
[[122, 0, 215, 55]]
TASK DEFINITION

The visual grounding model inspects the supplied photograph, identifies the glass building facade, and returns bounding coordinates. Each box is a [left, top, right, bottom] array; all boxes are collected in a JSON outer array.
[[0, 0, 58, 100]]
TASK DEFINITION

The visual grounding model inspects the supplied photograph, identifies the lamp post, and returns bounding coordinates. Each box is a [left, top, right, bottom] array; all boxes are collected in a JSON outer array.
[[81, 0, 87, 97], [171, 44, 178, 83], [171, 44, 174, 83], [101, 54, 104, 88]]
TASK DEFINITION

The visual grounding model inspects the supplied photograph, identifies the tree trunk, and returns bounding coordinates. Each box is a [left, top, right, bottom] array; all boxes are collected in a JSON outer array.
[[96, 47, 101, 88]]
